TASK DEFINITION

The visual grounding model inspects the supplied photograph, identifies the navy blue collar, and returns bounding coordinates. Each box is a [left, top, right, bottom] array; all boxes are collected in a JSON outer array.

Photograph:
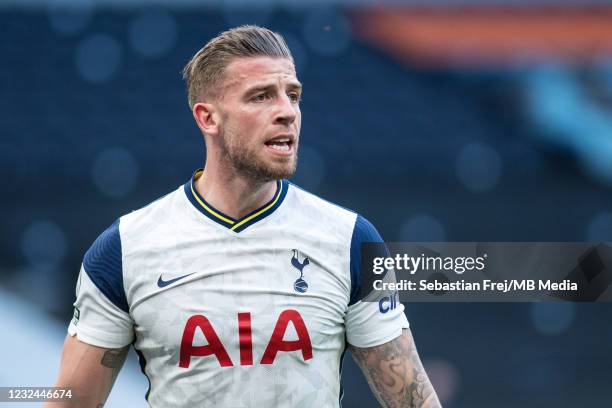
[[184, 170, 288, 233]]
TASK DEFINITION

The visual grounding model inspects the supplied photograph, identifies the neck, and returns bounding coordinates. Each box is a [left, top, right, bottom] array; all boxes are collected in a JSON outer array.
[[194, 163, 278, 220]]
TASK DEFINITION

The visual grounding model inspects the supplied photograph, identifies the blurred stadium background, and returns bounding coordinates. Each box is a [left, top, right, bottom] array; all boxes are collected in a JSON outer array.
[[1, 0, 612, 406]]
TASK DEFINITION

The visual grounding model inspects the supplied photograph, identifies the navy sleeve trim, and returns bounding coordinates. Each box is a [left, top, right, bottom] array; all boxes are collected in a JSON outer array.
[[83, 219, 129, 313], [349, 215, 384, 306]]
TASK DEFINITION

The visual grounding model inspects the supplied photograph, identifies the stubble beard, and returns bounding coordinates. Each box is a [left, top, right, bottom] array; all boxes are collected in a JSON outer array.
[[219, 126, 298, 183]]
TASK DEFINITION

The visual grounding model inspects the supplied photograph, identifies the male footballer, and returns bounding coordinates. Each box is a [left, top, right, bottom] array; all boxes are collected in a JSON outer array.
[[47, 26, 441, 408]]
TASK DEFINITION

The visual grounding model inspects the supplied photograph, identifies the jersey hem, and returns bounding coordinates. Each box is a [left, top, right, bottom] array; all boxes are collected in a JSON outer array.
[[346, 321, 409, 349], [68, 322, 133, 349]]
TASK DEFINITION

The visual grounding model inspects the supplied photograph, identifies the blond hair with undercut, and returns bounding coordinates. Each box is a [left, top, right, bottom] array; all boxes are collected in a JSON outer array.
[[182, 25, 294, 109]]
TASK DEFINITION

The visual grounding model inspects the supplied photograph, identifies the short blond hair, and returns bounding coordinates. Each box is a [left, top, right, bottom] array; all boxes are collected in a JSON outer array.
[[182, 25, 294, 109]]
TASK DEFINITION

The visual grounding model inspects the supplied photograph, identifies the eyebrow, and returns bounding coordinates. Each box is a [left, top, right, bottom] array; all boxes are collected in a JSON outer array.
[[244, 81, 302, 96]]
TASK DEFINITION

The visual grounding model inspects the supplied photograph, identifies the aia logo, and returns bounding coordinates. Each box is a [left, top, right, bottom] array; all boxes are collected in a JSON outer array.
[[179, 309, 313, 368], [291, 249, 309, 293]]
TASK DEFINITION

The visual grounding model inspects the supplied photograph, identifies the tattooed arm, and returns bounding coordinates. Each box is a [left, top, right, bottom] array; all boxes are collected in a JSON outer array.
[[350, 328, 442, 408], [44, 334, 129, 408]]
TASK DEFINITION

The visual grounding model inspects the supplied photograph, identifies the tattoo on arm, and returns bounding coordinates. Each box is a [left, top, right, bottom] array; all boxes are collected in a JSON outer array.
[[350, 329, 442, 408], [100, 347, 129, 389], [100, 349, 127, 369]]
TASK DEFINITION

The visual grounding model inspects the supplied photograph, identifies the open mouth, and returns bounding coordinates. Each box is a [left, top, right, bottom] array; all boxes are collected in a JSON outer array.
[[265, 136, 294, 153]]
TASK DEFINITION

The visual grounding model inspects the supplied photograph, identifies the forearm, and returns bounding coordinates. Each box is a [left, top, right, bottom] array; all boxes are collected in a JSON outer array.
[[350, 329, 441, 408], [44, 335, 128, 408]]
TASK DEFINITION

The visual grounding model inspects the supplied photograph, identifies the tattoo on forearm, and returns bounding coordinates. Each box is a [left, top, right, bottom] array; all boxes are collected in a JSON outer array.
[[350, 330, 441, 408]]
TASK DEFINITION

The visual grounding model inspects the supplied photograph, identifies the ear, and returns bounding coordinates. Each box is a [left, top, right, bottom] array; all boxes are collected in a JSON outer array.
[[193, 102, 219, 136]]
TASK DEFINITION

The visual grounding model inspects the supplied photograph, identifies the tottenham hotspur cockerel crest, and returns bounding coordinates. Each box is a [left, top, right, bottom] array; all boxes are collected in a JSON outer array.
[[291, 249, 310, 293]]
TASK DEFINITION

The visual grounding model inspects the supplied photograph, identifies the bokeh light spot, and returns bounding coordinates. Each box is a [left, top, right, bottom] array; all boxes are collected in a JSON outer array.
[[75, 34, 122, 83], [129, 9, 178, 59], [455, 142, 502, 193], [91, 147, 140, 199], [302, 7, 351, 57], [531, 302, 575, 335], [399, 214, 447, 242], [21, 221, 67, 266]]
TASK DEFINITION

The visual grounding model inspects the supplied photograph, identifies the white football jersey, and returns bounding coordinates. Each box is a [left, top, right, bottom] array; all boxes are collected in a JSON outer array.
[[68, 170, 409, 408]]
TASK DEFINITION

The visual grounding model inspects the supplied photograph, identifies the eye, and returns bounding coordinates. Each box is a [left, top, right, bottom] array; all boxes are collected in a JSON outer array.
[[252, 93, 269, 102], [288, 92, 301, 103]]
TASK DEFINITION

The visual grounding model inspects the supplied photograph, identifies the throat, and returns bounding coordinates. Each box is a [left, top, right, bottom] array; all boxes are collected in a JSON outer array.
[[195, 172, 278, 220]]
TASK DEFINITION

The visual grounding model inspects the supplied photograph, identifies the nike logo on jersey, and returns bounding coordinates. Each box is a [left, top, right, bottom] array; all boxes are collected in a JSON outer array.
[[157, 272, 195, 288]]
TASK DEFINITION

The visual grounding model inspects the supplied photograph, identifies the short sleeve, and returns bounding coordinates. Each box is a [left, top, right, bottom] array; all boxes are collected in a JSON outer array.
[[68, 220, 134, 348], [345, 215, 409, 348]]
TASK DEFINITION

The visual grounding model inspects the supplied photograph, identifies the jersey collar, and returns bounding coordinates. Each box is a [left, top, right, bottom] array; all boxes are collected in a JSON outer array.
[[184, 169, 288, 233]]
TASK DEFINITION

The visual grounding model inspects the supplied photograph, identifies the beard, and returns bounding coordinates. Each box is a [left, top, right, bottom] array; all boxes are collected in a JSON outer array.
[[219, 125, 298, 183]]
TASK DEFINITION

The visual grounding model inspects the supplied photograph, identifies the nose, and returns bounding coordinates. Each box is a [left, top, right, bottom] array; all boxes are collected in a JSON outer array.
[[274, 94, 297, 126]]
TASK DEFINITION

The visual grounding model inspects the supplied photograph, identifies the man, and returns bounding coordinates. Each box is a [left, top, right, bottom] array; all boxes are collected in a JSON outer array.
[[48, 26, 441, 408]]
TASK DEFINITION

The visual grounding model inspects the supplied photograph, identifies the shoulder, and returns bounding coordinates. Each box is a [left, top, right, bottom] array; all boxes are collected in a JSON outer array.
[[350, 214, 384, 243], [286, 182, 358, 229], [286, 182, 383, 239], [87, 185, 182, 254], [82, 186, 184, 311], [118, 185, 184, 235]]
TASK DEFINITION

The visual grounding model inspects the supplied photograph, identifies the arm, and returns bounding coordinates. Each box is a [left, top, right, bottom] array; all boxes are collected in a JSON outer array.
[[44, 334, 129, 408], [350, 328, 442, 408]]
